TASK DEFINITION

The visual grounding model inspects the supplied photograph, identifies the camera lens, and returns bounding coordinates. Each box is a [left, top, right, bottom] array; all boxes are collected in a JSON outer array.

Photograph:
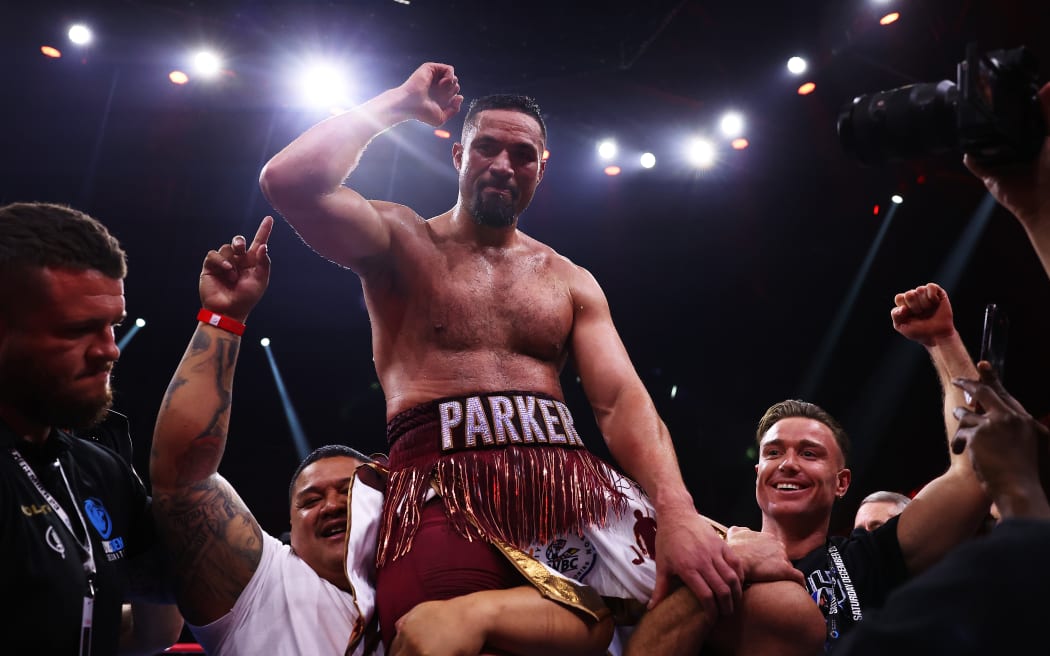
[[837, 80, 959, 165]]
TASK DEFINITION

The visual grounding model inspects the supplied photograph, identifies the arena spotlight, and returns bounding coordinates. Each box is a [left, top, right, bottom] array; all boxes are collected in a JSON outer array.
[[68, 24, 93, 46], [604, 165, 622, 176], [542, 149, 551, 161], [298, 62, 350, 108], [797, 82, 816, 95], [116, 318, 146, 351], [891, 194, 903, 204], [433, 129, 451, 139], [41, 46, 62, 58], [787, 56, 807, 75], [169, 70, 189, 85], [719, 112, 744, 138], [597, 139, 618, 160], [193, 51, 222, 78], [640, 152, 656, 169], [880, 12, 900, 25], [687, 138, 717, 169], [731, 138, 749, 150], [260, 337, 271, 347]]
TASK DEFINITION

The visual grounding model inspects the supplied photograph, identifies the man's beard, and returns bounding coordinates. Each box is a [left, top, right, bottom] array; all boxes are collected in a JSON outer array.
[[0, 356, 114, 430], [471, 189, 518, 228]]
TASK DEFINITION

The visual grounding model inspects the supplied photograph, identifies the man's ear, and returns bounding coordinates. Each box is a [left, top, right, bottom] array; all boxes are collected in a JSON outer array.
[[836, 468, 852, 498], [537, 156, 547, 182], [452, 143, 464, 171]]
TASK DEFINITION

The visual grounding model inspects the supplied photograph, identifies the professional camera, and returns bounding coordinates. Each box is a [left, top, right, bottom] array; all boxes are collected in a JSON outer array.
[[837, 43, 1045, 167]]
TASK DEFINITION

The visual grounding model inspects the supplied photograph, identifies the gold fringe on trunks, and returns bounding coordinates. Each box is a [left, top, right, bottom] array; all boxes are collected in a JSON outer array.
[[377, 444, 629, 567]]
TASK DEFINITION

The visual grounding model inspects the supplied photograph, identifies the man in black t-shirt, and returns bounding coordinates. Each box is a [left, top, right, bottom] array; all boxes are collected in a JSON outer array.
[[751, 281, 996, 652], [0, 202, 182, 654]]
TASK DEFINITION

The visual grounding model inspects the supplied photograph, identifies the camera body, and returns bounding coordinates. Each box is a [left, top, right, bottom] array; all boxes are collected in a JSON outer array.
[[838, 44, 1045, 167]]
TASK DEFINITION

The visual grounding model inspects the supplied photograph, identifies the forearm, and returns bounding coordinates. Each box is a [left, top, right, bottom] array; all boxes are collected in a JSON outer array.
[[260, 85, 413, 203], [150, 324, 240, 491], [118, 602, 184, 656], [471, 587, 612, 656], [1020, 216, 1050, 281], [994, 479, 1050, 520], [624, 587, 713, 656], [925, 329, 978, 458], [896, 331, 988, 572]]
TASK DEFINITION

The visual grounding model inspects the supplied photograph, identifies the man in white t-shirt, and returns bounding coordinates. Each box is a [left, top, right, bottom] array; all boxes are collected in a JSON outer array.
[[149, 217, 380, 654]]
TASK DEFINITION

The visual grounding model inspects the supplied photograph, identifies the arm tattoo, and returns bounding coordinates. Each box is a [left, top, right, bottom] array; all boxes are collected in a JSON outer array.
[[191, 336, 238, 449], [160, 376, 187, 413], [190, 329, 212, 354], [153, 328, 259, 616], [153, 477, 263, 613], [166, 334, 241, 486]]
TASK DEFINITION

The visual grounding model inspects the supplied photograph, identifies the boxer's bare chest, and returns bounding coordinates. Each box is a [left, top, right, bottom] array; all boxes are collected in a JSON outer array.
[[406, 241, 573, 364]]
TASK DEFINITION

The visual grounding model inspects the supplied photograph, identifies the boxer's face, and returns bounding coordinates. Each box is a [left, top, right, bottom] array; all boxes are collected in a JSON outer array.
[[455, 109, 546, 228]]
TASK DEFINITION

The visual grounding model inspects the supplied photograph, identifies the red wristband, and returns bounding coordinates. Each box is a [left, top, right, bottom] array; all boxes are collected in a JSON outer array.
[[197, 309, 246, 336]]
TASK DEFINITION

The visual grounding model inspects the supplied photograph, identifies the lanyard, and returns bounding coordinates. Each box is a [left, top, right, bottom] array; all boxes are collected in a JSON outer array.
[[824, 542, 862, 643], [10, 448, 96, 656]]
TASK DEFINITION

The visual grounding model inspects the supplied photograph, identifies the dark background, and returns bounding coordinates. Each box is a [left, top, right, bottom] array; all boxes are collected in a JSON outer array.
[[2, 0, 1049, 538]]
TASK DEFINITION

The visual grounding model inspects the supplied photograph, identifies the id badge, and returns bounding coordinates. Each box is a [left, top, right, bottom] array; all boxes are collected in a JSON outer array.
[[79, 595, 94, 656]]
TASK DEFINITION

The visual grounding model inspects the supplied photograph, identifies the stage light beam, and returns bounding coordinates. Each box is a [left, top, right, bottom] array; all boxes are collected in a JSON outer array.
[[787, 56, 807, 75], [116, 318, 146, 351], [597, 139, 617, 160], [261, 340, 312, 460], [640, 152, 656, 169]]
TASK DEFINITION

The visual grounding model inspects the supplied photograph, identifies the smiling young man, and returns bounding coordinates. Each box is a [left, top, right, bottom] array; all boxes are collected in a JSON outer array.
[[754, 284, 992, 652]]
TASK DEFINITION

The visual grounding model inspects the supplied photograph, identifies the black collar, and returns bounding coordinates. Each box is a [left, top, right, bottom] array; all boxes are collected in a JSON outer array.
[[0, 419, 74, 463]]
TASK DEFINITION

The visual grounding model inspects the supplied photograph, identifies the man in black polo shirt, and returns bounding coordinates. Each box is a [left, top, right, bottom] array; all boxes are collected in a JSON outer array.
[[0, 202, 181, 654]]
